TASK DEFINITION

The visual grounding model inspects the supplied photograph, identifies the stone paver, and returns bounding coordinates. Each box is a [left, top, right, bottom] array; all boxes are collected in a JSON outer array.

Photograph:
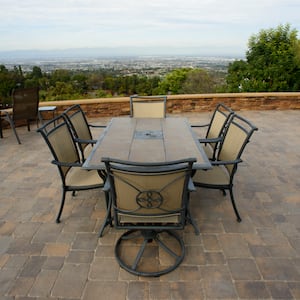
[[0, 110, 300, 299]]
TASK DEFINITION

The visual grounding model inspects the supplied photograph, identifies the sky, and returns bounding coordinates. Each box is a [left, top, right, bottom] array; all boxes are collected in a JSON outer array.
[[1, 0, 300, 57]]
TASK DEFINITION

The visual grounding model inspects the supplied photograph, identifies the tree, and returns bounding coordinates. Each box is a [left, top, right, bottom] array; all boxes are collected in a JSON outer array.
[[181, 69, 217, 93], [225, 60, 250, 92], [226, 24, 300, 92], [24, 66, 43, 88], [157, 68, 191, 94], [31, 66, 43, 79], [0, 65, 24, 104], [50, 69, 71, 85], [71, 73, 88, 94], [87, 73, 104, 90], [47, 82, 84, 100], [157, 68, 218, 94], [0, 65, 14, 103]]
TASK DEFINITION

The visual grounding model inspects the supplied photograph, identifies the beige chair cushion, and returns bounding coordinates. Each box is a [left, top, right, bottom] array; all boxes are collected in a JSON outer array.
[[66, 167, 103, 186], [118, 214, 180, 224], [70, 112, 91, 140], [219, 122, 247, 174], [132, 102, 165, 118], [113, 169, 185, 225], [207, 110, 227, 140], [84, 144, 93, 158], [193, 165, 230, 185]]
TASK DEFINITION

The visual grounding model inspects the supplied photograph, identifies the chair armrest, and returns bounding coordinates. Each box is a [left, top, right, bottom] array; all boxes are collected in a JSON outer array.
[[51, 160, 82, 168], [198, 136, 222, 143], [211, 158, 243, 166], [102, 179, 111, 192], [88, 123, 106, 128], [75, 137, 97, 145], [191, 123, 209, 128], [188, 177, 196, 192]]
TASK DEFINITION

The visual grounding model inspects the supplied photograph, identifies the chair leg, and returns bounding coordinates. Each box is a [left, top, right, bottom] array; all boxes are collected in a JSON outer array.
[[13, 127, 21, 144], [10, 121, 21, 144], [229, 188, 242, 222], [3, 114, 21, 144], [99, 191, 113, 237], [56, 190, 66, 223], [186, 209, 200, 235], [186, 191, 200, 235], [115, 230, 185, 277]]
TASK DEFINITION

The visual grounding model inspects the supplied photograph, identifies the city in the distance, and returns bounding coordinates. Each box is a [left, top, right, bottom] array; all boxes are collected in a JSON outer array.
[[0, 47, 242, 74]]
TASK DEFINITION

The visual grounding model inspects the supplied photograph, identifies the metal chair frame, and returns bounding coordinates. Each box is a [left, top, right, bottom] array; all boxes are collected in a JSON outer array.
[[102, 157, 196, 276], [193, 114, 258, 222], [37, 114, 105, 225], [63, 104, 106, 161], [192, 103, 234, 160]]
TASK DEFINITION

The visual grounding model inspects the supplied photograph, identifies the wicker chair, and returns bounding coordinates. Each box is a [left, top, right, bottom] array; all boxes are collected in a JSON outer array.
[[130, 95, 167, 118], [37, 114, 104, 224], [102, 157, 196, 276], [193, 114, 258, 222]]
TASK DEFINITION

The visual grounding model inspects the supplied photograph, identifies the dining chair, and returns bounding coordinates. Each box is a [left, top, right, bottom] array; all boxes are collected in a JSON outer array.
[[63, 104, 106, 161], [1, 87, 39, 144], [191, 103, 234, 160], [102, 157, 196, 276], [130, 95, 167, 118], [192, 114, 258, 222], [37, 114, 105, 224]]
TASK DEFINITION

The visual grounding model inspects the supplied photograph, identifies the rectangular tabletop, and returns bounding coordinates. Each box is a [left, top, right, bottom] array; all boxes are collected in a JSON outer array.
[[83, 117, 211, 170]]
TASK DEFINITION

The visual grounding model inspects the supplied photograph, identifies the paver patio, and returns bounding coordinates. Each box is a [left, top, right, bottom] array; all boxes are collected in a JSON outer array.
[[0, 109, 299, 299]]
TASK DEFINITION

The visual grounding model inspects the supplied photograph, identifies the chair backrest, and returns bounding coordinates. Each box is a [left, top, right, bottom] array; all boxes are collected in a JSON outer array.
[[130, 95, 167, 118], [37, 114, 81, 180], [217, 114, 258, 176], [103, 157, 195, 230], [12, 87, 39, 122], [206, 103, 234, 140], [63, 104, 93, 156]]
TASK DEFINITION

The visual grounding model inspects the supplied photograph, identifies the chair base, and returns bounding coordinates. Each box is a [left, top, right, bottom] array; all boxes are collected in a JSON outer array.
[[115, 229, 185, 277]]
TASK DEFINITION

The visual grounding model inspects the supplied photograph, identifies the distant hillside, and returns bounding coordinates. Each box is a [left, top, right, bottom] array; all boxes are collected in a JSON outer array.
[[0, 47, 243, 61], [1, 50, 240, 74]]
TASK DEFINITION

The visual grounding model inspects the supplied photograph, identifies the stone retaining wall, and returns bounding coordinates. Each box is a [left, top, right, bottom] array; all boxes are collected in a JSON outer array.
[[37, 92, 300, 118]]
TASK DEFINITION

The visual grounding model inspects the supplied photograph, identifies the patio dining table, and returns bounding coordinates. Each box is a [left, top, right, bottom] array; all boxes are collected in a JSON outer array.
[[83, 116, 211, 170], [83, 116, 211, 236]]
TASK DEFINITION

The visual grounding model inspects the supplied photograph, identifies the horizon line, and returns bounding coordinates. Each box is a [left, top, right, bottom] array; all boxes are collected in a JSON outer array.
[[0, 46, 245, 60]]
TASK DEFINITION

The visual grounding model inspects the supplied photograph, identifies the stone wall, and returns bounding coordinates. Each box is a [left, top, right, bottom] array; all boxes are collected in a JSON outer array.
[[40, 92, 300, 118]]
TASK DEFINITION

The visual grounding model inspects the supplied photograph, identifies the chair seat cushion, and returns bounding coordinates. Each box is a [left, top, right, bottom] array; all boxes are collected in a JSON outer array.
[[66, 167, 103, 187], [118, 213, 180, 224], [193, 165, 230, 185]]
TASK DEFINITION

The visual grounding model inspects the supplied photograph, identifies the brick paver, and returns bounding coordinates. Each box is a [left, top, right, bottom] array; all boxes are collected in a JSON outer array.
[[0, 110, 300, 299]]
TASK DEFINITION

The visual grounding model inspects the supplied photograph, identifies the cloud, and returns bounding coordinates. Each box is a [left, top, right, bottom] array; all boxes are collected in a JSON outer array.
[[0, 0, 299, 55]]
